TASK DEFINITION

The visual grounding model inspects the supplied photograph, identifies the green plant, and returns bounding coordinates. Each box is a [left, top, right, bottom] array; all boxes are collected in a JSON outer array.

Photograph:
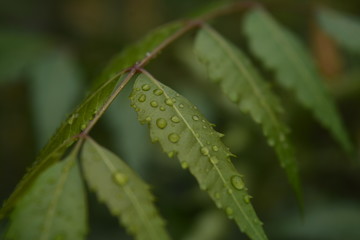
[[1, 1, 359, 240]]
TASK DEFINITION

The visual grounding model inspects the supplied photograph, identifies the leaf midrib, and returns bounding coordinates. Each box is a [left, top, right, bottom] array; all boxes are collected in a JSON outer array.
[[146, 74, 265, 240], [253, 10, 324, 105], [40, 157, 75, 240], [203, 26, 283, 141], [87, 139, 161, 240]]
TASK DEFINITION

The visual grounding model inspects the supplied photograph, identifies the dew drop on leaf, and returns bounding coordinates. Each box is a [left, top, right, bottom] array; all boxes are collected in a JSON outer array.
[[145, 117, 152, 122], [243, 195, 252, 204], [165, 98, 174, 106], [153, 89, 163, 96], [231, 175, 245, 190], [168, 151, 176, 158], [179, 103, 184, 108], [212, 145, 219, 152], [142, 84, 151, 91], [150, 101, 158, 108], [192, 115, 200, 121], [226, 207, 234, 219], [181, 161, 189, 169], [160, 106, 165, 111], [200, 147, 209, 156], [210, 156, 219, 164], [113, 172, 128, 186], [138, 94, 146, 102], [156, 118, 167, 129], [227, 189, 233, 195], [171, 116, 180, 123], [168, 133, 180, 143]]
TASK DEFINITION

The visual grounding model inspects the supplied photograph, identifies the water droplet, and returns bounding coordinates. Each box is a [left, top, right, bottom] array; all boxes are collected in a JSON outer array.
[[81, 124, 87, 130], [168, 151, 176, 158], [203, 125, 207, 129], [179, 103, 184, 108], [212, 145, 219, 152], [168, 133, 180, 143], [171, 116, 180, 123], [145, 117, 152, 122], [138, 94, 146, 102], [142, 84, 151, 91], [231, 175, 244, 190], [215, 201, 223, 209], [181, 161, 188, 169], [227, 189, 233, 195], [67, 116, 75, 125], [243, 195, 252, 204], [165, 98, 174, 106], [192, 115, 199, 121], [156, 118, 167, 129], [210, 156, 219, 164], [153, 89, 163, 96], [135, 107, 141, 112], [225, 207, 234, 219], [200, 147, 209, 155], [113, 172, 128, 186], [160, 106, 165, 111], [150, 101, 158, 108], [193, 106, 198, 110], [176, 93, 180, 97]]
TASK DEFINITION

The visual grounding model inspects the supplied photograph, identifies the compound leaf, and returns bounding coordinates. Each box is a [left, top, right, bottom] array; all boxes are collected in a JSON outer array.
[[243, 8, 352, 153], [81, 138, 171, 240], [317, 7, 360, 54], [194, 25, 301, 203], [0, 21, 182, 219], [130, 73, 268, 240], [6, 153, 87, 240]]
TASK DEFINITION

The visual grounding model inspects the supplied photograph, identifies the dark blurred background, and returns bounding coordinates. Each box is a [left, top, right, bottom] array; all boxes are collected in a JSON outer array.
[[1, 0, 360, 239]]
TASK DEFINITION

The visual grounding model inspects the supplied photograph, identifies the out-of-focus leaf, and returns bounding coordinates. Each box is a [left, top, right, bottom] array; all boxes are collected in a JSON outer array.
[[0, 20, 183, 219], [243, 8, 352, 153], [0, 31, 49, 83], [81, 138, 171, 240], [130, 73, 268, 240], [195, 25, 301, 203], [29, 49, 83, 149], [317, 7, 360, 54], [6, 154, 87, 240]]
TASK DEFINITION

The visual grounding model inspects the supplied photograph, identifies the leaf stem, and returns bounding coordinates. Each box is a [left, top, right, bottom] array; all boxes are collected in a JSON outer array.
[[79, 1, 256, 137]]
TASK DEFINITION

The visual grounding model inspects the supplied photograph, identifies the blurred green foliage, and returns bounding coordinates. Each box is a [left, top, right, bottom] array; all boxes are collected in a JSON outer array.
[[1, 0, 360, 239]]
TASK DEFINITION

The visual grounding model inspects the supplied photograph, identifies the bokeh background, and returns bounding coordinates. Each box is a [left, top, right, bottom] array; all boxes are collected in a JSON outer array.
[[1, 0, 360, 239]]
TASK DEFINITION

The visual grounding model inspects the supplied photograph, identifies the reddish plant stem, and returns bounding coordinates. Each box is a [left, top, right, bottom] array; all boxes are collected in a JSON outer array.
[[79, 0, 256, 138]]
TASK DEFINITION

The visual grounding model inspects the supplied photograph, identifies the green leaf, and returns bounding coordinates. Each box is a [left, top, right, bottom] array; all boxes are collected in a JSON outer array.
[[29, 49, 83, 149], [5, 154, 87, 240], [130, 73, 268, 240], [81, 138, 171, 240], [194, 25, 301, 203], [0, 21, 183, 219], [0, 30, 50, 83], [243, 8, 352, 153], [317, 7, 360, 54]]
